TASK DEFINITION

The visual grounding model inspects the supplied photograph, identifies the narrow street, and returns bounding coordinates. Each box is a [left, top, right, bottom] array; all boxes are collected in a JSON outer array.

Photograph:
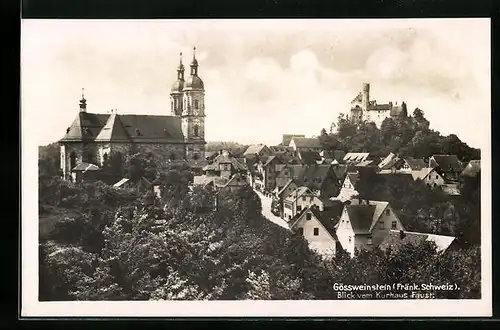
[[254, 189, 291, 231]]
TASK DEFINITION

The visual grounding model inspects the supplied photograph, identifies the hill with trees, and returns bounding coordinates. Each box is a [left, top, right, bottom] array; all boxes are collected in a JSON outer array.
[[320, 108, 480, 162]]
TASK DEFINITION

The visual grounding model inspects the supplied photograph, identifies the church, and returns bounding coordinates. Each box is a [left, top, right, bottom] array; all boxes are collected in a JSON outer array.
[[59, 48, 207, 181]]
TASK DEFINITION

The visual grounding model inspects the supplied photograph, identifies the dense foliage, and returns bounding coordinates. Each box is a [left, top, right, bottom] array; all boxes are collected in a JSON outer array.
[[205, 141, 249, 156], [320, 109, 480, 161]]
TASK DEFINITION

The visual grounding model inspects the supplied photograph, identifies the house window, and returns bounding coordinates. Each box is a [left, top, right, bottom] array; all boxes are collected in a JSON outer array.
[[379, 221, 385, 229], [367, 236, 373, 245], [313, 228, 319, 236], [348, 236, 352, 243], [298, 228, 304, 236], [306, 213, 312, 220], [288, 215, 291, 220], [385, 209, 390, 216], [297, 205, 302, 212], [391, 221, 397, 229], [302, 196, 306, 201], [70, 151, 77, 169]]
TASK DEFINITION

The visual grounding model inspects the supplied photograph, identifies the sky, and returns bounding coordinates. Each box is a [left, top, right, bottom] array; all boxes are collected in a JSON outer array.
[[21, 19, 490, 149]]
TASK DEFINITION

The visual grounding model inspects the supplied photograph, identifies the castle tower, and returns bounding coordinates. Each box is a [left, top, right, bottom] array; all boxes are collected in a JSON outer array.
[[170, 52, 185, 116], [361, 82, 370, 111], [182, 46, 206, 161]]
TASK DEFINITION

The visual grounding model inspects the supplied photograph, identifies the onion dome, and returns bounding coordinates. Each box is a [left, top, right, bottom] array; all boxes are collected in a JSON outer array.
[[184, 46, 204, 91], [171, 52, 185, 93]]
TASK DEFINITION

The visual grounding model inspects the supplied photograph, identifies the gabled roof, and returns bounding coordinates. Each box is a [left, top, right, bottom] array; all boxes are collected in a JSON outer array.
[[430, 155, 463, 172], [282, 134, 305, 147], [290, 206, 339, 241], [276, 179, 296, 198], [351, 92, 363, 104], [193, 175, 216, 187], [412, 167, 434, 180], [60, 112, 108, 142], [277, 164, 307, 180], [290, 137, 321, 149], [368, 103, 391, 111], [223, 173, 248, 188], [344, 153, 370, 162], [243, 144, 269, 156], [71, 162, 100, 171], [284, 186, 313, 202], [346, 172, 359, 186], [460, 160, 481, 178], [113, 178, 130, 187], [379, 230, 456, 253], [203, 152, 247, 172], [60, 112, 185, 143], [345, 205, 376, 234], [298, 150, 322, 164], [404, 157, 427, 171], [263, 155, 280, 168], [269, 145, 293, 154], [95, 113, 131, 142], [378, 152, 397, 169]]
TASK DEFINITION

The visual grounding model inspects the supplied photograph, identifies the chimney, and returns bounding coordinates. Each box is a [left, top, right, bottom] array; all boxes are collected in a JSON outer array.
[[399, 230, 405, 239]]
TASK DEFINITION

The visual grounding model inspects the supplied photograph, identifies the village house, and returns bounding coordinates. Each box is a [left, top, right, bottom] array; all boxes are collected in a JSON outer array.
[[243, 144, 272, 160], [253, 155, 288, 192], [335, 199, 405, 257], [275, 163, 307, 191], [297, 150, 323, 165], [289, 205, 343, 257], [319, 150, 346, 165], [281, 134, 306, 147], [272, 179, 298, 203], [335, 172, 360, 202], [269, 145, 295, 157], [69, 162, 100, 183], [420, 154, 463, 195], [113, 176, 162, 199], [288, 137, 322, 153], [193, 150, 248, 189], [283, 186, 324, 221], [300, 164, 340, 199], [378, 229, 457, 255]]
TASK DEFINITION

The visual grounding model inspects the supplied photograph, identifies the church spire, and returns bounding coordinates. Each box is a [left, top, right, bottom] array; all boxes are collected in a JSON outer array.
[[177, 52, 185, 80], [190, 46, 198, 76], [79, 88, 87, 112]]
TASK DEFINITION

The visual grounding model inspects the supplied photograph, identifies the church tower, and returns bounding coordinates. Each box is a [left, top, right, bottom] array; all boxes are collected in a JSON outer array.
[[182, 47, 206, 161], [170, 52, 185, 116]]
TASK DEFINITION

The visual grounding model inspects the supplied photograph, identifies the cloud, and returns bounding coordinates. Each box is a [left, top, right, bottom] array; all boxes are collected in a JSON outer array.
[[22, 19, 489, 149]]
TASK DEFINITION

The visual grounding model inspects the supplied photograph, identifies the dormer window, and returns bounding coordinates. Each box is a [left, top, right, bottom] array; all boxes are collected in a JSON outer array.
[[306, 213, 312, 220], [385, 209, 390, 215]]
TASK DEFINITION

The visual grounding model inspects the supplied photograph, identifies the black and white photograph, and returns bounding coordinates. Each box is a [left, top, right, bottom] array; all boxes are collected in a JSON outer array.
[[21, 18, 491, 317]]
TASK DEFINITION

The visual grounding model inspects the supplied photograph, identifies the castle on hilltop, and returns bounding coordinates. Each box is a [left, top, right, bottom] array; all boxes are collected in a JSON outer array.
[[59, 47, 206, 182], [349, 83, 407, 128]]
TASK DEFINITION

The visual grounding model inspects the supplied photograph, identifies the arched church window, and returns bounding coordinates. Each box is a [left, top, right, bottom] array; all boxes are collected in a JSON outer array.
[[193, 153, 199, 161], [70, 151, 77, 170], [194, 100, 199, 109], [193, 124, 199, 137]]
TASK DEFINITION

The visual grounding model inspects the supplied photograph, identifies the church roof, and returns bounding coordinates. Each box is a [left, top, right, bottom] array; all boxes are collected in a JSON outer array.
[[95, 113, 132, 142], [60, 112, 108, 142], [59, 112, 185, 144], [184, 75, 204, 91]]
